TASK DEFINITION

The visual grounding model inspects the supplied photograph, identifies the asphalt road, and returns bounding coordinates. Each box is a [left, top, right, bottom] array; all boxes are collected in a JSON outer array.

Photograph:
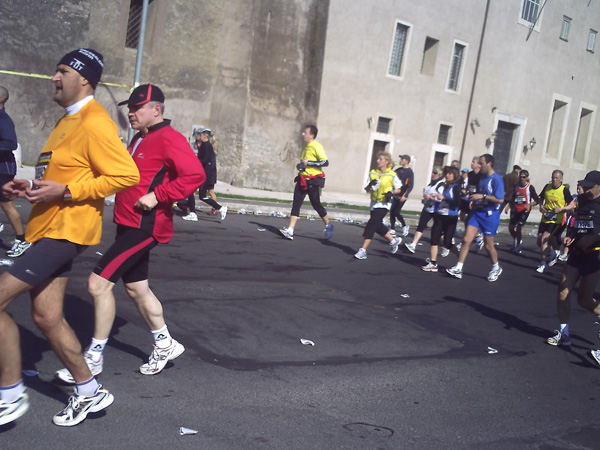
[[1, 200, 600, 449]]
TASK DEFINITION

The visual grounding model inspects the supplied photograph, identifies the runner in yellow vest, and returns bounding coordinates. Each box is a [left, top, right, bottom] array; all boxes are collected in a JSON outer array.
[[353, 152, 402, 260], [536, 170, 575, 273]]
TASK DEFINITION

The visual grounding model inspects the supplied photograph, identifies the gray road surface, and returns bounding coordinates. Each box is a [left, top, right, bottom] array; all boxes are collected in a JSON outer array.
[[1, 201, 599, 449]]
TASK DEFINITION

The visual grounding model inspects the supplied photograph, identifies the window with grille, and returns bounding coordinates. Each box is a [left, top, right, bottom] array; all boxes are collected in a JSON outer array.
[[588, 30, 597, 52], [521, 0, 540, 24], [125, 0, 154, 49], [447, 42, 465, 92], [437, 124, 452, 145], [376, 117, 392, 134], [388, 22, 410, 77], [560, 17, 571, 41]]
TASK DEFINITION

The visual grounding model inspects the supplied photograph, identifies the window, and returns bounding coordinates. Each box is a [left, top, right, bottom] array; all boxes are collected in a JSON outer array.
[[125, 0, 154, 48], [546, 98, 569, 159], [560, 16, 571, 41], [388, 22, 410, 77], [573, 107, 594, 164], [437, 124, 452, 145], [447, 42, 466, 92], [588, 30, 597, 52], [376, 117, 392, 134], [421, 37, 439, 76], [521, 0, 540, 24]]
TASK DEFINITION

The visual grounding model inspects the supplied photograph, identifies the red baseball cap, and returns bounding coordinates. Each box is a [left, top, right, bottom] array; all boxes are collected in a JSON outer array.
[[118, 84, 165, 106]]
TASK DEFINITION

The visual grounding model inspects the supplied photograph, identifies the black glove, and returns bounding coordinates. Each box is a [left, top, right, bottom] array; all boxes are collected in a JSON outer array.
[[364, 179, 377, 190], [296, 162, 306, 171], [384, 191, 393, 202]]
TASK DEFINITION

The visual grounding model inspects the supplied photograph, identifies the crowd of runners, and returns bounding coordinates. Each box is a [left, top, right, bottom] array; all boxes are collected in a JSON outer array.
[[1, 46, 600, 430], [277, 135, 600, 381]]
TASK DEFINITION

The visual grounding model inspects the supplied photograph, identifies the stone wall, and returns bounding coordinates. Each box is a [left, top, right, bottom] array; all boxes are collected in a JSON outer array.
[[0, 0, 329, 191]]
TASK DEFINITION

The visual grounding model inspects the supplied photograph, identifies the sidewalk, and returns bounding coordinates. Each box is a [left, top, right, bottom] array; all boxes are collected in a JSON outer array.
[[214, 180, 542, 230], [16, 165, 542, 229]]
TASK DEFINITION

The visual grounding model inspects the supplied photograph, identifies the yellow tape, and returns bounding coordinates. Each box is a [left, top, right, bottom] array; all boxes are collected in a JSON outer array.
[[0, 69, 131, 88]]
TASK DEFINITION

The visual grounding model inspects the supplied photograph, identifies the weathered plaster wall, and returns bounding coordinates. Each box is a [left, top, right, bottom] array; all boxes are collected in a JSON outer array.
[[0, 0, 329, 193]]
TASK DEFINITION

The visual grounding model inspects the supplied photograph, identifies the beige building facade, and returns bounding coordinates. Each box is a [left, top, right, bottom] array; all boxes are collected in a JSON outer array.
[[320, 0, 600, 194], [0, 0, 598, 196]]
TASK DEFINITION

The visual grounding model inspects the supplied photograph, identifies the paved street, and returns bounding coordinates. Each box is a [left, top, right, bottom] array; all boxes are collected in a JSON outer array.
[[1, 200, 600, 449]]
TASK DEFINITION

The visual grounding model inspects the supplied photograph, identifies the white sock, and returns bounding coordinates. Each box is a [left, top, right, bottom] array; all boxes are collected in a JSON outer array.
[[152, 325, 172, 348], [88, 337, 108, 356], [560, 323, 569, 336], [76, 377, 100, 397], [455, 262, 464, 270], [492, 263, 500, 271], [0, 379, 25, 403]]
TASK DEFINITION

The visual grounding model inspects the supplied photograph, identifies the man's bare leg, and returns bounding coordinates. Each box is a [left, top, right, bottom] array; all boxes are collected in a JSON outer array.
[[0, 273, 32, 387], [124, 280, 166, 331], [31, 277, 92, 383]]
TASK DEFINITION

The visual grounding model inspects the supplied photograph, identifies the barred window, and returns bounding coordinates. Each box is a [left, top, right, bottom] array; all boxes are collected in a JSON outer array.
[[438, 124, 452, 145], [587, 30, 597, 52], [447, 43, 465, 92], [521, 0, 540, 24], [560, 16, 571, 41], [125, 0, 154, 49], [377, 117, 392, 134], [388, 22, 410, 77]]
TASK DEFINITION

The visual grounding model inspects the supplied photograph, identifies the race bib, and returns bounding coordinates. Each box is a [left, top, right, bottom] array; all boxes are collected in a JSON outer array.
[[515, 195, 526, 205], [34, 151, 53, 188], [438, 200, 449, 215], [474, 198, 488, 209], [575, 216, 593, 234], [467, 185, 477, 194], [544, 211, 558, 221]]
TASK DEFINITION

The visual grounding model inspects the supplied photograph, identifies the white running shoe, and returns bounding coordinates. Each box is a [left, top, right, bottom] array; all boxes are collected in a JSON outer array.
[[440, 247, 450, 258], [279, 227, 294, 240], [547, 330, 571, 346], [446, 266, 463, 279], [389, 237, 401, 254], [402, 225, 410, 237], [404, 242, 416, 254], [140, 339, 185, 375], [354, 248, 367, 260], [0, 223, 4, 233], [182, 212, 198, 221], [422, 258, 438, 272], [558, 253, 569, 262], [323, 224, 334, 240], [7, 239, 33, 257], [389, 229, 396, 237], [487, 266, 502, 282], [0, 392, 29, 426], [476, 238, 484, 253], [548, 250, 559, 267], [589, 349, 600, 366], [220, 206, 228, 221], [55, 350, 103, 384], [52, 385, 114, 427], [536, 262, 546, 273]]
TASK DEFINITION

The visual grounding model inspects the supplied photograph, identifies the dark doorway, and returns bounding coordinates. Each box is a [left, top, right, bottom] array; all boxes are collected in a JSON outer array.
[[370, 140, 389, 170], [433, 151, 447, 170], [494, 121, 519, 176]]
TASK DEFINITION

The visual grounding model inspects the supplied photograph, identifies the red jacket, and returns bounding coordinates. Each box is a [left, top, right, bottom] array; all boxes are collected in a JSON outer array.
[[114, 120, 205, 243]]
